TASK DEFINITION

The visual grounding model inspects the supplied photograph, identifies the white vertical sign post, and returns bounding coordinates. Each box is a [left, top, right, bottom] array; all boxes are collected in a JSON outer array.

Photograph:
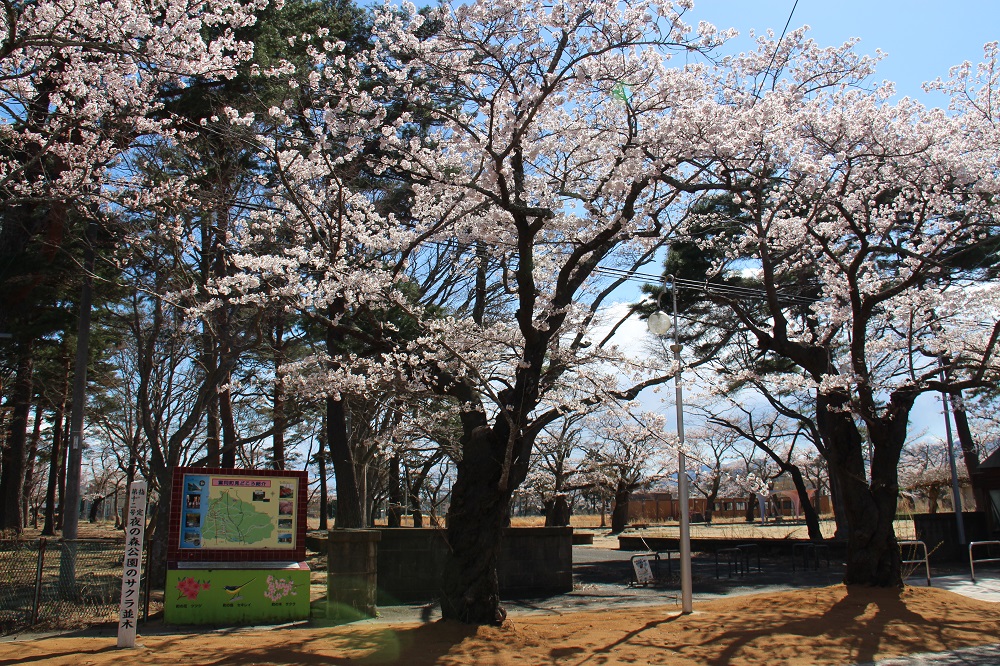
[[117, 481, 148, 648]]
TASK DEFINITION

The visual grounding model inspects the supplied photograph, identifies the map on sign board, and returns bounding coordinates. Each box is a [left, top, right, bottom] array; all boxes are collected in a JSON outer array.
[[180, 473, 297, 550]]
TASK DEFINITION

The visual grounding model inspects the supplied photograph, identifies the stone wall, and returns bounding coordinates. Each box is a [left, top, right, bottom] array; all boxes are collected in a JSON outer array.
[[912, 511, 987, 563], [361, 526, 572, 605]]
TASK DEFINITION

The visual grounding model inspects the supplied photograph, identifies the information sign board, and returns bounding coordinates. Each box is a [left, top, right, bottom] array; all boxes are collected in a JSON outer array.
[[168, 467, 307, 564]]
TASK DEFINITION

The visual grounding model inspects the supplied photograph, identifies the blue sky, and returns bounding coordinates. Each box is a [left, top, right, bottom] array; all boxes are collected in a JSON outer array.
[[686, 1, 999, 102]]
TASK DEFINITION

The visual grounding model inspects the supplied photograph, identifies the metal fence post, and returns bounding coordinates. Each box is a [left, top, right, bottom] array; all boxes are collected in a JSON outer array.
[[31, 538, 46, 626], [142, 534, 152, 622]]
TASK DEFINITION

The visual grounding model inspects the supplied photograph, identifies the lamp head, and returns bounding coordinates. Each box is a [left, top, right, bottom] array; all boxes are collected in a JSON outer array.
[[647, 310, 671, 336]]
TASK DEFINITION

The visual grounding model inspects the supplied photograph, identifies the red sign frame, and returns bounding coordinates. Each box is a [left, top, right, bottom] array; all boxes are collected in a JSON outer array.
[[167, 467, 308, 565]]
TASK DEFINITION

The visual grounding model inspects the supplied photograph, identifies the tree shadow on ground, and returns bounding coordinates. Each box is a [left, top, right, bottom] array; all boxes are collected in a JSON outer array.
[[145, 620, 481, 665], [699, 585, 973, 666]]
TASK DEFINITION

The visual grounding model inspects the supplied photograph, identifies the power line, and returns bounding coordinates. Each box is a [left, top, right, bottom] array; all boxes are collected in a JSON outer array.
[[754, 0, 801, 100], [592, 266, 821, 305], [415, 238, 822, 306]]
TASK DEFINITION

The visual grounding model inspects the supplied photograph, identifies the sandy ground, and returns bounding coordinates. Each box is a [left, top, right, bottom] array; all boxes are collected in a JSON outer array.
[[1, 585, 997, 665]]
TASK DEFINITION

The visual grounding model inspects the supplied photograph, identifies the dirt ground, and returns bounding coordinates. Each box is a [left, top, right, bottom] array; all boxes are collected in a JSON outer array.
[[2, 584, 997, 665]]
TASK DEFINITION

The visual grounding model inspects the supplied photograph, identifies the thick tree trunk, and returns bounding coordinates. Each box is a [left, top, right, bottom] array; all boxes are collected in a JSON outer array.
[[146, 493, 171, 588], [950, 392, 983, 511], [328, 396, 363, 528], [0, 345, 33, 533], [203, 338, 221, 468], [219, 376, 238, 468], [55, 415, 70, 530], [745, 492, 756, 522], [543, 494, 571, 527], [441, 427, 511, 625], [205, 394, 221, 468], [703, 474, 721, 524], [818, 394, 902, 586], [927, 487, 940, 514], [609, 484, 630, 534], [42, 390, 69, 536], [88, 495, 103, 522], [827, 463, 849, 540], [317, 450, 329, 531], [22, 401, 43, 527], [317, 412, 329, 530], [410, 504, 424, 528]]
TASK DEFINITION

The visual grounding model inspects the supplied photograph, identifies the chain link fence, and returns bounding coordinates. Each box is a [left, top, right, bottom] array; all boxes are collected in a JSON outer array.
[[0, 538, 156, 635]]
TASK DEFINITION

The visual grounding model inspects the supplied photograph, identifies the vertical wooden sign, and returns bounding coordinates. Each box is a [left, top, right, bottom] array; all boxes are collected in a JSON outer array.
[[117, 481, 148, 648]]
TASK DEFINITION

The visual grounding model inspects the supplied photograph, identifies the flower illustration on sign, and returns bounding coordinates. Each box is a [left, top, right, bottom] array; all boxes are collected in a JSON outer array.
[[177, 576, 211, 600], [264, 575, 297, 602]]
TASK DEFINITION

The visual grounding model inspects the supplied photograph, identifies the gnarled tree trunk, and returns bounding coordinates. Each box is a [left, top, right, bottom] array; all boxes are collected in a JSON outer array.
[[441, 426, 512, 625], [819, 393, 903, 586]]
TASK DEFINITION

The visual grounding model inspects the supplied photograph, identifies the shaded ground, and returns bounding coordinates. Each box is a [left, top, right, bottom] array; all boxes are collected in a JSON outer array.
[[2, 585, 999, 665], [5, 525, 998, 664]]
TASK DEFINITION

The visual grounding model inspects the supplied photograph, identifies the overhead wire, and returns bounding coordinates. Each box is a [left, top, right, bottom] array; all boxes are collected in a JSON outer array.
[[753, 0, 801, 101], [413, 237, 823, 307]]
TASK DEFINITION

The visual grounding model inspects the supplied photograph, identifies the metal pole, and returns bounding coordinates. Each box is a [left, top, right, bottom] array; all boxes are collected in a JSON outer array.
[[61, 235, 94, 584], [63, 240, 94, 540], [939, 374, 966, 544], [671, 276, 693, 614], [31, 538, 46, 626]]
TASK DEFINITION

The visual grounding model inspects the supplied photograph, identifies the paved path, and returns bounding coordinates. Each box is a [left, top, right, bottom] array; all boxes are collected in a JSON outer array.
[[863, 644, 1000, 665]]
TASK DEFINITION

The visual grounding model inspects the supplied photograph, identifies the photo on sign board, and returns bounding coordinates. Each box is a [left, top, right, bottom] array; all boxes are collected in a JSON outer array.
[[183, 531, 201, 546], [186, 482, 201, 493], [252, 490, 269, 502], [277, 533, 293, 544], [632, 556, 654, 585], [185, 513, 201, 528], [186, 494, 201, 509], [278, 501, 293, 515], [279, 484, 294, 499], [277, 518, 292, 529]]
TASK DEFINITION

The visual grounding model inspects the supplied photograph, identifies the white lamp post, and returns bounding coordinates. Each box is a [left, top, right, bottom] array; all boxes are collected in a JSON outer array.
[[648, 276, 693, 614]]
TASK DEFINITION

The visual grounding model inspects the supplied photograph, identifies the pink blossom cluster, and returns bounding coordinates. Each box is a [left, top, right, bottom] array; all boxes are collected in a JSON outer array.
[[176, 577, 210, 601], [263, 575, 296, 602]]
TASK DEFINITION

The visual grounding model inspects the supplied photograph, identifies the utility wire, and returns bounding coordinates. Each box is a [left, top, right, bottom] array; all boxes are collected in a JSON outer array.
[[753, 0, 801, 100], [592, 266, 821, 305], [415, 238, 823, 306]]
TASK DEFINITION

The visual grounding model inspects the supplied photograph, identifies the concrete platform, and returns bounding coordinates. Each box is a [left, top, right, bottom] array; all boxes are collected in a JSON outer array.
[[906, 571, 1000, 603]]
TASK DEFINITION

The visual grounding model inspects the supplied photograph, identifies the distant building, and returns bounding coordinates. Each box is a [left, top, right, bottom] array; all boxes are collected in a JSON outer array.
[[628, 475, 832, 524]]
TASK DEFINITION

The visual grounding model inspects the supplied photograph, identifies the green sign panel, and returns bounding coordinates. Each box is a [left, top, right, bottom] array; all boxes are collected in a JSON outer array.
[[164, 567, 310, 625]]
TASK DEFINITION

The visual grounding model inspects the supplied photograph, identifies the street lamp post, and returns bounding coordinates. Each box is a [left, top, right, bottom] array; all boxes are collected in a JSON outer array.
[[648, 275, 693, 614], [939, 362, 967, 545]]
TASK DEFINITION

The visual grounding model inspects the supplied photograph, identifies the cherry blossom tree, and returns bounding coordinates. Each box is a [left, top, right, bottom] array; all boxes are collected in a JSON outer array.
[[582, 408, 670, 534], [684, 425, 738, 525], [212, 0, 725, 623], [0, 0, 266, 532], [524, 413, 590, 527], [675, 30, 1000, 585]]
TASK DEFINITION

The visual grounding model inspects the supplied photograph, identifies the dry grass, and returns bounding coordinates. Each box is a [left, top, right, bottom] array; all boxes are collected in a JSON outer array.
[[17, 513, 918, 542], [353, 513, 921, 541]]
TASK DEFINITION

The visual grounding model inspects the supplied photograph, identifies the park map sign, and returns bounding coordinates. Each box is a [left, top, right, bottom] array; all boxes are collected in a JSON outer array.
[[167, 467, 308, 563], [180, 473, 297, 550], [165, 467, 310, 625]]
